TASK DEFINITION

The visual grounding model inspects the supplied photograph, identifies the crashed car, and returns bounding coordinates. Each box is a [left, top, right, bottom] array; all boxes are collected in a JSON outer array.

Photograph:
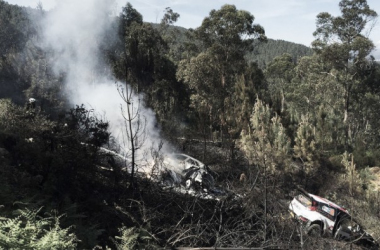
[[161, 153, 214, 190], [289, 191, 377, 246], [158, 153, 226, 198]]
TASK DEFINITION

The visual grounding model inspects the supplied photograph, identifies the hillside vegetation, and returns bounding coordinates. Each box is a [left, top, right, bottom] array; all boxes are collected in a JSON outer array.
[[0, 0, 380, 249]]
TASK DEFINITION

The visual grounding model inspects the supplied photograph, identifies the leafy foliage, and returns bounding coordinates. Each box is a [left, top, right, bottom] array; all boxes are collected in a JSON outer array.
[[0, 208, 77, 249], [112, 226, 157, 250]]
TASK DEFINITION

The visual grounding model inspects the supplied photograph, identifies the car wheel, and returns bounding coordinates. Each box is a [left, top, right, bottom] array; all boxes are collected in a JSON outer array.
[[306, 224, 322, 237]]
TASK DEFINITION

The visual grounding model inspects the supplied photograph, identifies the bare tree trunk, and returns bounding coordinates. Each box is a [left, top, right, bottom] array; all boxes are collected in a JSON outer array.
[[263, 155, 267, 243], [126, 101, 135, 186], [118, 84, 146, 189]]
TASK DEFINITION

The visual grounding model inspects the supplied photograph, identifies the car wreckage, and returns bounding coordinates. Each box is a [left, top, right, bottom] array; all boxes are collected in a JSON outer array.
[[289, 190, 378, 247], [157, 153, 225, 198], [98, 147, 223, 197]]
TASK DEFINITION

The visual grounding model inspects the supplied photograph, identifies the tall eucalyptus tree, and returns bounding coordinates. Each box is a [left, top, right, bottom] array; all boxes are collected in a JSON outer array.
[[177, 4, 266, 142], [312, 0, 378, 148]]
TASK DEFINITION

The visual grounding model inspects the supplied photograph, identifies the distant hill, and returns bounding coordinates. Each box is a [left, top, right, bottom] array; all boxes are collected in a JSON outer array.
[[151, 23, 313, 68], [248, 39, 313, 68]]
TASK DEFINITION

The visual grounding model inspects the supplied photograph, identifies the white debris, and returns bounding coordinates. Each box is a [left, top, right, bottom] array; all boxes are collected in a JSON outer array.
[[98, 146, 127, 161]]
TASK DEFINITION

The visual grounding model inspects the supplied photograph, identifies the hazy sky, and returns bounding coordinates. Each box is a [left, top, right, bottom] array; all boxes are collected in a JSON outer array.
[[4, 0, 380, 51]]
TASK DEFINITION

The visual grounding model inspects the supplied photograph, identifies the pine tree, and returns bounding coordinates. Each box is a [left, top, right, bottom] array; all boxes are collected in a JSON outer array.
[[293, 115, 317, 174], [240, 98, 290, 173], [341, 152, 361, 196]]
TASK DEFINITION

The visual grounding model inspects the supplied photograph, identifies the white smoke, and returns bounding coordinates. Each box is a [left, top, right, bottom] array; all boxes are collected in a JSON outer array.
[[41, 0, 173, 168]]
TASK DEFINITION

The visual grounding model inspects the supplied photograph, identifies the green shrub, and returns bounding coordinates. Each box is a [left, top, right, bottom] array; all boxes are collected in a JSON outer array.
[[112, 226, 158, 250], [0, 208, 77, 250]]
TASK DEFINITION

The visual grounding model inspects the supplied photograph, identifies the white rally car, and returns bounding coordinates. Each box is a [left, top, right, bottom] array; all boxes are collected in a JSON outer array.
[[289, 191, 377, 247]]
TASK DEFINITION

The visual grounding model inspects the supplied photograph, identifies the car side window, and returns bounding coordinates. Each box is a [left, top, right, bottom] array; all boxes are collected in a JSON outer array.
[[175, 155, 187, 161], [319, 204, 336, 220], [296, 194, 312, 206], [186, 159, 199, 167]]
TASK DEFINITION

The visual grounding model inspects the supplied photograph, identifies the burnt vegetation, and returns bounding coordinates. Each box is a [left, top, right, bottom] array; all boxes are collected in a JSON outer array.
[[0, 0, 380, 249]]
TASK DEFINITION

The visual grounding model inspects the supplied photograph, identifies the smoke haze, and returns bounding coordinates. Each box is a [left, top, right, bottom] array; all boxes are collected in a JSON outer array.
[[41, 0, 172, 167]]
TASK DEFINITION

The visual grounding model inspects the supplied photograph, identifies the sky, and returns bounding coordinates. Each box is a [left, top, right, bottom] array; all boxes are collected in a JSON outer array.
[[4, 0, 380, 56]]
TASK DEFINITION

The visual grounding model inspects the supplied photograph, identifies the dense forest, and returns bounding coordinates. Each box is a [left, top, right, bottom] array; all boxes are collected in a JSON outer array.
[[1, 0, 380, 249]]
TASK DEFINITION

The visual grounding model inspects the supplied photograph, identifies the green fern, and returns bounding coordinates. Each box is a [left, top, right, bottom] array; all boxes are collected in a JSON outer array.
[[112, 226, 158, 250], [114, 226, 139, 250], [0, 208, 77, 249], [31, 217, 76, 250]]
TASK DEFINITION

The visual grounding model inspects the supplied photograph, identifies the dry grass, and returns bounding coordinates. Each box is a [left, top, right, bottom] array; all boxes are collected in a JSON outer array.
[[369, 167, 380, 191]]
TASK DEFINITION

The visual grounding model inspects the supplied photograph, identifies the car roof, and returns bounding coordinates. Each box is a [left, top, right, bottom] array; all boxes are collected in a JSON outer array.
[[173, 153, 204, 165], [309, 193, 348, 214]]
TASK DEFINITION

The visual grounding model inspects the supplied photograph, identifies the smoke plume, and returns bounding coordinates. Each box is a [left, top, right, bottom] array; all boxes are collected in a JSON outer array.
[[41, 0, 172, 168]]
